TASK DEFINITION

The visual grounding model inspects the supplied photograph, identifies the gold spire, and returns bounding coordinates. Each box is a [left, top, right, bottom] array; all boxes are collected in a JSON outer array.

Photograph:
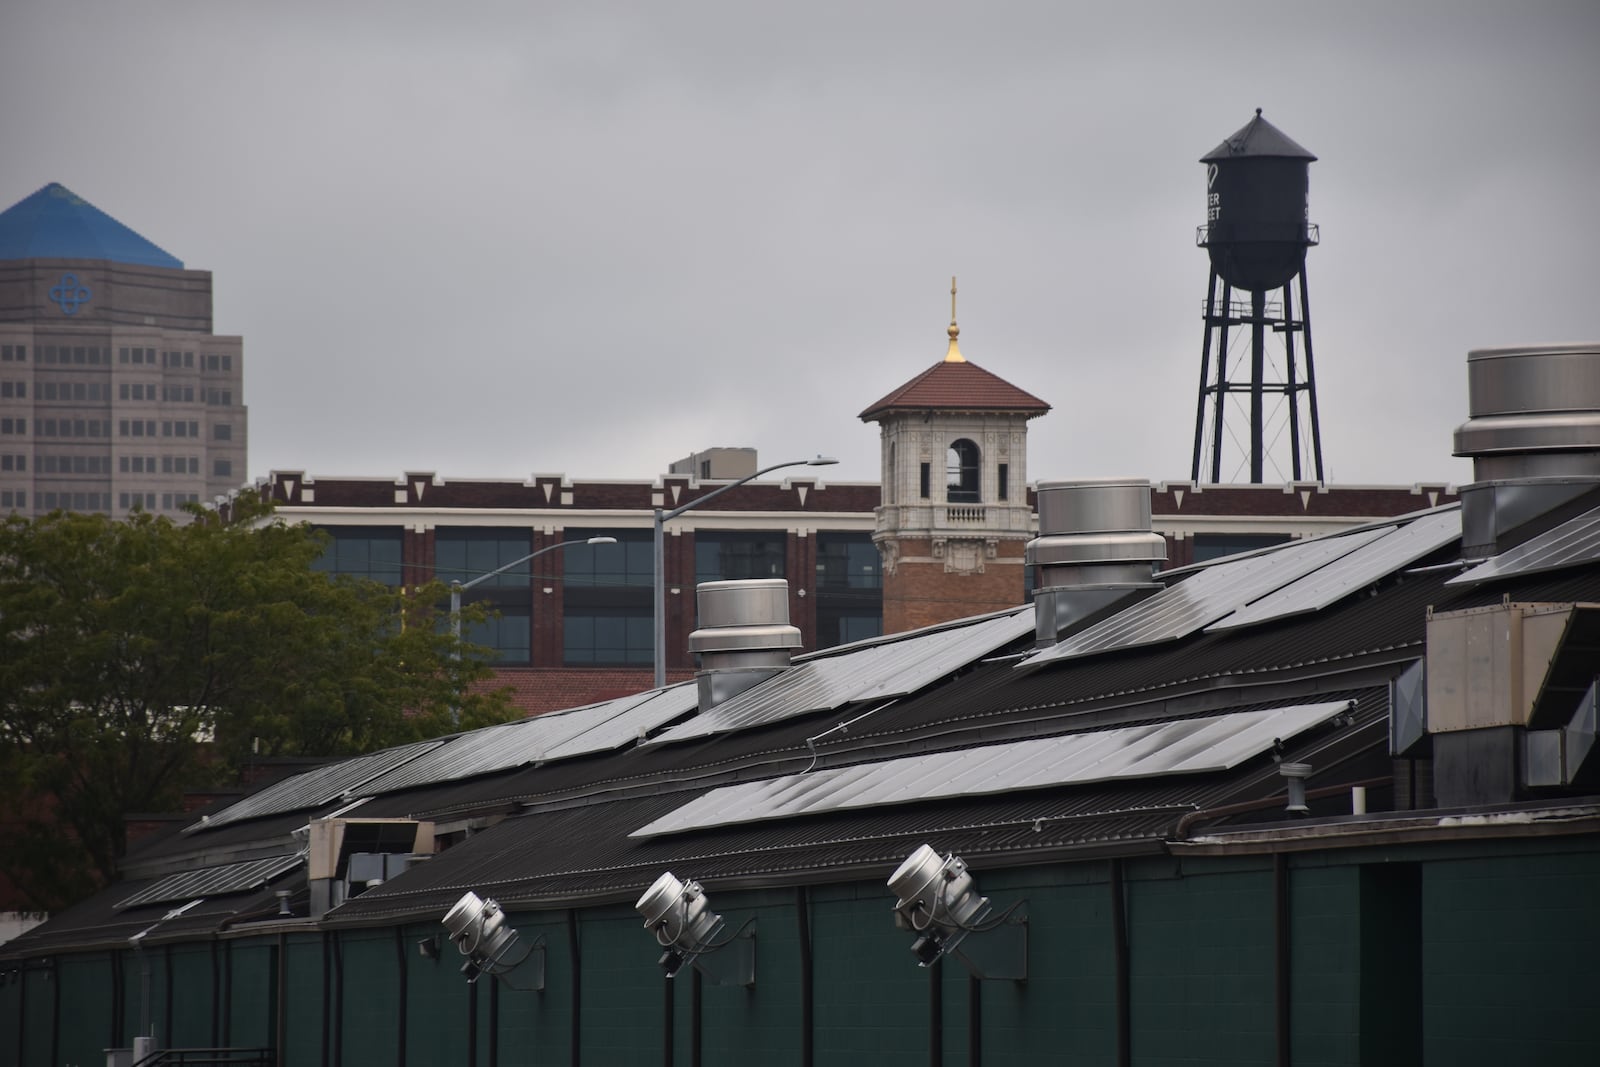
[[944, 275, 965, 362]]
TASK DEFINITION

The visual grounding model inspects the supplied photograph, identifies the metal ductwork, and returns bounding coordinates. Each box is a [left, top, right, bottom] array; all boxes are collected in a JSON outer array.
[[1453, 344, 1600, 557], [1026, 479, 1167, 645], [689, 579, 801, 709]]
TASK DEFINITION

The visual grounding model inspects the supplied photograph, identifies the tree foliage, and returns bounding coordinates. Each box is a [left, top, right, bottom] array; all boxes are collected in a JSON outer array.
[[0, 498, 513, 910]]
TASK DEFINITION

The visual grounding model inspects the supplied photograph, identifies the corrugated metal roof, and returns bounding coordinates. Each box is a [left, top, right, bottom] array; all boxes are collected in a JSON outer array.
[[1448, 504, 1600, 586], [1022, 526, 1388, 665], [191, 740, 442, 831], [632, 701, 1351, 839], [651, 609, 1033, 745], [545, 683, 699, 759], [116, 854, 302, 910], [1209, 508, 1460, 630]]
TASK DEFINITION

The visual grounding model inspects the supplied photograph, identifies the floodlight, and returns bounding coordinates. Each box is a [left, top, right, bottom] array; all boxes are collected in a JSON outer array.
[[635, 871, 756, 986], [886, 844, 1028, 980], [440, 890, 545, 990]]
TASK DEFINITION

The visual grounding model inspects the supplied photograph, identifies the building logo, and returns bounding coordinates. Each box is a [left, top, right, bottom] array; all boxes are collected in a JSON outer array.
[[49, 273, 92, 316]]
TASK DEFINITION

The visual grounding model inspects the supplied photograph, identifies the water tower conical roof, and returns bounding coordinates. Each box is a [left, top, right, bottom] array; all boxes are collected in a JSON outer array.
[[1200, 110, 1316, 163]]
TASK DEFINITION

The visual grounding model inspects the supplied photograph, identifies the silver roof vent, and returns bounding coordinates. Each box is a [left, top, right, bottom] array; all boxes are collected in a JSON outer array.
[[1026, 479, 1167, 645], [1453, 344, 1600, 557], [689, 579, 801, 710]]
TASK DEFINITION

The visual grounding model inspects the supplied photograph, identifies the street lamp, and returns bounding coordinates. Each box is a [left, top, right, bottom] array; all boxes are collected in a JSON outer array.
[[448, 535, 616, 725], [653, 456, 837, 689]]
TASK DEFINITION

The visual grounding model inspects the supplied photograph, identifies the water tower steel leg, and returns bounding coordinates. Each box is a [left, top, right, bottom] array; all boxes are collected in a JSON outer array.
[[1283, 282, 1302, 481], [1192, 268, 1220, 483], [1250, 288, 1266, 483], [1212, 282, 1234, 483], [1298, 268, 1325, 482]]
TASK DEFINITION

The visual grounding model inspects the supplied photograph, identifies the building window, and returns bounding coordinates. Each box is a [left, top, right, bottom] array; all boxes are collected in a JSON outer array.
[[946, 439, 980, 503], [1191, 532, 1293, 564], [213, 459, 233, 478], [998, 463, 1009, 501], [311, 527, 406, 585], [815, 532, 883, 650], [0, 381, 23, 398], [436, 530, 534, 664], [694, 531, 786, 587], [462, 613, 532, 665], [214, 423, 232, 441], [919, 462, 931, 499], [562, 529, 652, 665]]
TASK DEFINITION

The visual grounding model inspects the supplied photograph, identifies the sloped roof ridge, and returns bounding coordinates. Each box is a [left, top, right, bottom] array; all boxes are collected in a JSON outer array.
[[859, 357, 1050, 420]]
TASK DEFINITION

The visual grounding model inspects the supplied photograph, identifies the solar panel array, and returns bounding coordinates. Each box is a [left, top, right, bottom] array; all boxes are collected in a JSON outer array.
[[630, 701, 1353, 838], [117, 853, 303, 910], [192, 740, 444, 831], [1448, 504, 1600, 586], [359, 684, 700, 795], [1021, 528, 1389, 666], [1208, 509, 1462, 631], [648, 609, 1035, 746]]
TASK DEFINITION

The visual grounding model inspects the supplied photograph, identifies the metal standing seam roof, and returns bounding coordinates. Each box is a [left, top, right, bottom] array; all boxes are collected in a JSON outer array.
[[648, 609, 1035, 746], [1447, 504, 1600, 586], [630, 700, 1353, 839], [1021, 526, 1391, 666], [116, 853, 303, 910], [1208, 508, 1462, 631], [187, 740, 443, 832], [358, 685, 700, 794], [0, 182, 184, 268]]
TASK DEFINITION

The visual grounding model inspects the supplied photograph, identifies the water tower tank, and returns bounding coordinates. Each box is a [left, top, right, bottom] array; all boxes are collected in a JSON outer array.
[[1200, 109, 1317, 292]]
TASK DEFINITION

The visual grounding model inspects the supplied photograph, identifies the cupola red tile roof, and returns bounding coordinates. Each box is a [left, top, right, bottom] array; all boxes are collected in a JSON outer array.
[[859, 354, 1050, 421]]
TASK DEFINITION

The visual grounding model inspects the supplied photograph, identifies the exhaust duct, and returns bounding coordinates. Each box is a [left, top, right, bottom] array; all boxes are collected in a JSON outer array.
[[1453, 344, 1600, 557], [1026, 479, 1167, 645], [689, 579, 801, 709]]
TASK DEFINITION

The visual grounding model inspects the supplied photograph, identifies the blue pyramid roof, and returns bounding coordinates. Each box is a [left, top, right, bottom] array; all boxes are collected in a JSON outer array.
[[0, 183, 183, 269]]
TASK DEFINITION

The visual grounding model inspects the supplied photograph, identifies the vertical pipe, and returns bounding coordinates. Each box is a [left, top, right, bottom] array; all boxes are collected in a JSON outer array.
[[211, 938, 222, 1048], [967, 975, 981, 1067], [797, 886, 813, 1067], [332, 934, 345, 1067], [112, 947, 125, 1049], [1282, 283, 1302, 481], [1192, 268, 1220, 483], [1111, 859, 1131, 1067], [663, 968, 675, 1067], [15, 958, 25, 1067], [489, 974, 500, 1067], [928, 965, 942, 1067], [467, 974, 479, 1067], [395, 930, 409, 1067], [163, 943, 173, 1050], [1211, 283, 1234, 482], [320, 934, 331, 1067], [1250, 288, 1266, 483], [49, 957, 60, 1067], [690, 967, 703, 1067], [275, 935, 287, 1067], [1275, 853, 1291, 1067], [653, 509, 668, 688], [568, 910, 581, 1067], [1298, 269, 1325, 482]]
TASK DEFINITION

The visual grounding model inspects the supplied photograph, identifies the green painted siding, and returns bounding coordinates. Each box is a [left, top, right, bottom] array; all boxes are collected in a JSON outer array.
[[1424, 850, 1600, 1066], [810, 883, 929, 1067], [579, 907, 665, 1066], [697, 890, 800, 1067], [55, 950, 116, 1067], [282, 933, 327, 1065], [225, 940, 277, 1052], [339, 929, 400, 1065], [1289, 865, 1360, 1066], [168, 942, 216, 1046], [1128, 863, 1275, 1066], [403, 920, 472, 1066]]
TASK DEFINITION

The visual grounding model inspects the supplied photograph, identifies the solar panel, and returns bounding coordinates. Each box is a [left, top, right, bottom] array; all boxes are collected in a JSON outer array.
[[1447, 503, 1600, 586], [358, 689, 671, 795], [1208, 509, 1461, 631], [648, 609, 1034, 746], [630, 701, 1352, 838], [1021, 528, 1389, 665], [544, 683, 699, 759], [117, 854, 303, 910], [192, 740, 443, 831]]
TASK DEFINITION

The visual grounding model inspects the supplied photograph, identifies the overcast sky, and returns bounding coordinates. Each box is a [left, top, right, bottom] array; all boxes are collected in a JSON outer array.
[[3, 1, 1596, 488]]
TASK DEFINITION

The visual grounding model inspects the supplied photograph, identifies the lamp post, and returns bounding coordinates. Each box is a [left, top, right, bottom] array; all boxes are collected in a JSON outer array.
[[449, 535, 616, 725], [653, 456, 837, 689]]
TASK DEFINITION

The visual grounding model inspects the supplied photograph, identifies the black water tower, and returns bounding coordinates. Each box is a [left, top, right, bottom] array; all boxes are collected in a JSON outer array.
[[1191, 110, 1325, 484]]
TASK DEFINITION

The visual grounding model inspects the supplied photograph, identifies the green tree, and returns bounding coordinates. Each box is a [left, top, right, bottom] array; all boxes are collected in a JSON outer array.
[[0, 498, 513, 910]]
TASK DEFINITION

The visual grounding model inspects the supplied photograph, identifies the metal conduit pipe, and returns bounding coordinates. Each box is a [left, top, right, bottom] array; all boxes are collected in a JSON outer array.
[[663, 966, 675, 1067], [1274, 853, 1290, 1067], [968, 975, 982, 1067], [164, 942, 174, 1056], [489, 974, 500, 1067], [797, 886, 813, 1067], [320, 933, 332, 1067], [928, 965, 942, 1067], [568, 910, 581, 1067], [275, 934, 287, 1067], [690, 967, 703, 1067], [1111, 858, 1131, 1067], [1173, 776, 1391, 838], [394, 928, 408, 1067], [466, 976, 478, 1067], [332, 934, 344, 1067]]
